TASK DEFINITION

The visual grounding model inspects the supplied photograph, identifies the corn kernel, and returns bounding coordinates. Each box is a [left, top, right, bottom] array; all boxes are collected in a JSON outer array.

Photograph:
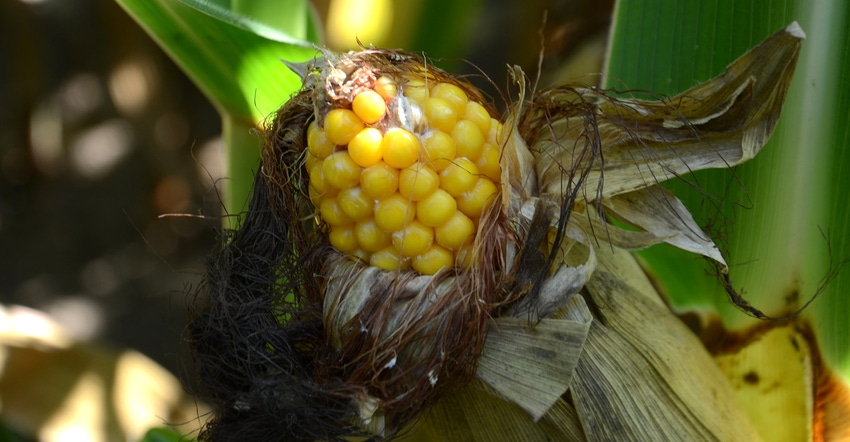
[[464, 101, 492, 135], [309, 161, 329, 194], [452, 120, 485, 161], [329, 225, 358, 253], [348, 127, 383, 167], [487, 118, 502, 144], [320, 197, 354, 226], [374, 76, 398, 102], [337, 187, 374, 221], [308, 121, 336, 159], [323, 151, 362, 190], [412, 245, 454, 275], [392, 220, 434, 257], [305, 152, 321, 174], [435, 210, 475, 249], [354, 218, 392, 251], [324, 108, 364, 145], [399, 163, 439, 201], [421, 130, 456, 172], [440, 158, 479, 197], [455, 242, 475, 268], [374, 193, 416, 232], [308, 185, 324, 207], [476, 142, 501, 183], [350, 248, 371, 263], [457, 178, 498, 218], [425, 97, 458, 133], [404, 78, 430, 105], [370, 246, 410, 271], [352, 90, 387, 124], [381, 128, 420, 169], [416, 188, 456, 227], [360, 161, 399, 199], [431, 82, 468, 116]]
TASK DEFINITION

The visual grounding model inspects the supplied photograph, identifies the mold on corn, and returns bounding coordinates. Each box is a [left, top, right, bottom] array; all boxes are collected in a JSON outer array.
[[307, 71, 503, 275]]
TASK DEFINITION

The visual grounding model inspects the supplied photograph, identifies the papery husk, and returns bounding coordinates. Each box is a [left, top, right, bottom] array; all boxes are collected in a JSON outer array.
[[414, 247, 761, 441], [525, 22, 804, 305], [533, 22, 805, 203]]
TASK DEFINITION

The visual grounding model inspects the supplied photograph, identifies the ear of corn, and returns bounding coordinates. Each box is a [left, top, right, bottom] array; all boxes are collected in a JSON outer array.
[[307, 73, 503, 274]]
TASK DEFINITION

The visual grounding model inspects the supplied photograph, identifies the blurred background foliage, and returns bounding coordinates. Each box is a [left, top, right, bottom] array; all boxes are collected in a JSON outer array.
[[0, 0, 612, 440]]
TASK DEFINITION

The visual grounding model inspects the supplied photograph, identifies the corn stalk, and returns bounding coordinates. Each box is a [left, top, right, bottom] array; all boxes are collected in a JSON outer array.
[[604, 1, 850, 440]]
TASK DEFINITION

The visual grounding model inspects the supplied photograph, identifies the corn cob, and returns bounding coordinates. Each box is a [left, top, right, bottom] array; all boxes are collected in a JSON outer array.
[[306, 73, 502, 275]]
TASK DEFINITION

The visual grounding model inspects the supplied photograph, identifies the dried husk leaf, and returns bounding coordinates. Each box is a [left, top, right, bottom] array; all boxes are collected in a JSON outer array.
[[415, 378, 587, 442], [603, 185, 726, 266], [477, 294, 592, 421], [570, 247, 763, 441], [534, 22, 804, 202]]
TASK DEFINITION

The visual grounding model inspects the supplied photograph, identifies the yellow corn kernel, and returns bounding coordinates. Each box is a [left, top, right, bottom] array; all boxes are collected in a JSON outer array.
[[360, 161, 399, 199], [324, 108, 364, 145], [431, 82, 468, 116], [392, 220, 434, 257], [319, 197, 354, 227], [486, 118, 502, 144], [348, 127, 383, 167], [308, 185, 324, 207], [412, 244, 454, 275], [439, 157, 479, 197], [416, 188, 456, 227], [464, 101, 492, 135], [307, 121, 336, 159], [350, 248, 371, 263], [374, 76, 397, 102], [374, 193, 416, 232], [457, 178, 498, 218], [354, 218, 392, 252], [369, 246, 410, 270], [381, 128, 420, 169], [370, 246, 410, 271], [352, 90, 387, 124], [404, 78, 430, 105], [435, 210, 475, 249], [305, 152, 321, 174], [452, 119, 485, 161], [309, 161, 329, 194], [455, 242, 475, 268], [399, 163, 439, 201], [329, 225, 358, 253], [337, 187, 374, 221], [476, 142, 501, 183], [421, 130, 456, 172], [425, 97, 458, 133], [323, 151, 362, 190]]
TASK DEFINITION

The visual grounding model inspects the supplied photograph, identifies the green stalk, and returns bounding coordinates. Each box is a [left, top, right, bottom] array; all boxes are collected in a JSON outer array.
[[604, 0, 850, 380]]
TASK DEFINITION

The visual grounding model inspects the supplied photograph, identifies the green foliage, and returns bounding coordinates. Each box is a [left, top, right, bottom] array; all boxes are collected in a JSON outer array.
[[139, 427, 189, 442], [605, 0, 850, 375]]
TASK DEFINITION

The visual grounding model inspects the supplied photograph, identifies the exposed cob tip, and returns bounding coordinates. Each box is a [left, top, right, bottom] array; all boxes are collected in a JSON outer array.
[[303, 55, 503, 275]]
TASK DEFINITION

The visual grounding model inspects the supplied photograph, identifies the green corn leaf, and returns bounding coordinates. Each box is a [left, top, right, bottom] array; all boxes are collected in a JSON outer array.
[[604, 0, 850, 382], [115, 0, 320, 219]]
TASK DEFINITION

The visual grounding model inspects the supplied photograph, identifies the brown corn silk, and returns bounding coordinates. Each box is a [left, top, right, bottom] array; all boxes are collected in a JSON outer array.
[[188, 23, 804, 441]]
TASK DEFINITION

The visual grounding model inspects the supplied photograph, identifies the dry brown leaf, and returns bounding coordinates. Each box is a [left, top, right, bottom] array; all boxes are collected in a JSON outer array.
[[571, 249, 762, 441], [477, 295, 592, 421], [535, 22, 804, 201]]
